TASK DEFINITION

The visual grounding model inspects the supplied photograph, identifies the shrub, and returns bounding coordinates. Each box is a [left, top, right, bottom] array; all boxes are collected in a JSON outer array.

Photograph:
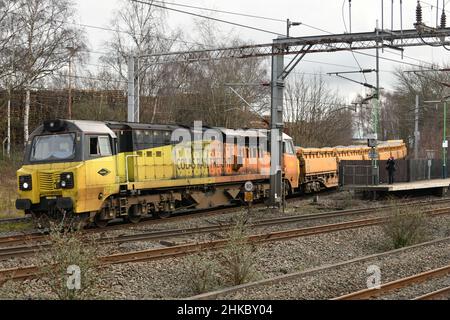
[[218, 211, 259, 286], [184, 253, 221, 295], [37, 224, 103, 299], [382, 204, 429, 249]]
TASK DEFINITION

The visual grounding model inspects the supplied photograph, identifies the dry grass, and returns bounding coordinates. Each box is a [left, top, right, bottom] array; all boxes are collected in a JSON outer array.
[[218, 211, 259, 286], [0, 226, 105, 299], [310, 191, 357, 211], [37, 225, 104, 299], [382, 203, 430, 249], [0, 153, 23, 218], [0, 221, 33, 233], [184, 253, 221, 295], [184, 211, 260, 295]]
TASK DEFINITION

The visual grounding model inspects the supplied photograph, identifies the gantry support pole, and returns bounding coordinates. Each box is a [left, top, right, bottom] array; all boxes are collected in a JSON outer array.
[[127, 55, 140, 123], [269, 43, 285, 207]]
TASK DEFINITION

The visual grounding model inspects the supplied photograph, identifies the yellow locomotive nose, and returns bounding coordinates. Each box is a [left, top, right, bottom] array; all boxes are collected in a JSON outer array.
[[16, 166, 77, 213]]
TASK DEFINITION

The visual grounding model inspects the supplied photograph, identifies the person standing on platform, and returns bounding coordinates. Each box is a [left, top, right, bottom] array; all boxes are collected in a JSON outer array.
[[386, 156, 396, 184]]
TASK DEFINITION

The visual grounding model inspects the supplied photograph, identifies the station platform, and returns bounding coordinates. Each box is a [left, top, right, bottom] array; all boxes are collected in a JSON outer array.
[[343, 178, 450, 192]]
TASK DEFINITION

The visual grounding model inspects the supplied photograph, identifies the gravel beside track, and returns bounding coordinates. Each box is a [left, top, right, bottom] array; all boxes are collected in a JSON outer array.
[[379, 275, 450, 300], [1, 214, 449, 299], [214, 241, 450, 300]]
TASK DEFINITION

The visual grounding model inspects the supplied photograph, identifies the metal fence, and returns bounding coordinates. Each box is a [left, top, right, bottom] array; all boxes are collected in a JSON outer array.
[[340, 159, 449, 186]]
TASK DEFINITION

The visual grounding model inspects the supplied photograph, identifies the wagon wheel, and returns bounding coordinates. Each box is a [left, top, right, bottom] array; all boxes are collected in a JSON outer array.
[[283, 180, 292, 197], [94, 213, 108, 228], [156, 210, 172, 219], [67, 214, 89, 231], [127, 205, 142, 224]]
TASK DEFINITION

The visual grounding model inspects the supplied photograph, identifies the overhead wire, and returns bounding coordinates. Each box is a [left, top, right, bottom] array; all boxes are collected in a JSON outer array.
[[130, 0, 285, 37], [341, 0, 368, 83], [142, 0, 333, 34], [5, 0, 447, 98]]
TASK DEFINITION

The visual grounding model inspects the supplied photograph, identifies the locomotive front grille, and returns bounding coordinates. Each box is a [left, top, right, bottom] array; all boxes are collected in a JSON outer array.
[[39, 172, 60, 192]]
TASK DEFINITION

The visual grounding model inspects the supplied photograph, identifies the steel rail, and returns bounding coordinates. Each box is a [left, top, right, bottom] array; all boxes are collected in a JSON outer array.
[[413, 286, 450, 300], [2, 196, 450, 249], [0, 217, 30, 225], [189, 237, 450, 300], [2, 207, 450, 283], [99, 207, 450, 265], [333, 264, 450, 300], [2, 203, 450, 261], [0, 213, 383, 261]]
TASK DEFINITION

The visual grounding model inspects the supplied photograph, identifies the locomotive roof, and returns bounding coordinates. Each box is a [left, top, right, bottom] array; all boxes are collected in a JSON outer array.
[[295, 140, 405, 151], [66, 120, 117, 138], [213, 127, 267, 137], [105, 121, 178, 131]]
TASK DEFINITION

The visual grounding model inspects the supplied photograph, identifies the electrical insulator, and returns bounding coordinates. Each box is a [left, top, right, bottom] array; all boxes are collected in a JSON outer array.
[[441, 10, 447, 28], [416, 1, 422, 24]]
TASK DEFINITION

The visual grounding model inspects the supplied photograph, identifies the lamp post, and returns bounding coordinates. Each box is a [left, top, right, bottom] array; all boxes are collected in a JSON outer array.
[[286, 19, 302, 38], [444, 100, 447, 178]]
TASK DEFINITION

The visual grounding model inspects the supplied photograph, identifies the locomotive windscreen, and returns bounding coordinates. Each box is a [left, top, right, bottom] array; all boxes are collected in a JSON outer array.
[[30, 133, 76, 162]]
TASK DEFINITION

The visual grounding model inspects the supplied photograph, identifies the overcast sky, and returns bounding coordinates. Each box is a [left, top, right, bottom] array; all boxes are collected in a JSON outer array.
[[74, 0, 450, 102]]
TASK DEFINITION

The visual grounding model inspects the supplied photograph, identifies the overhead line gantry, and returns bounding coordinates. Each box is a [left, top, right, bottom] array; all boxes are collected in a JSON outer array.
[[129, 25, 450, 207]]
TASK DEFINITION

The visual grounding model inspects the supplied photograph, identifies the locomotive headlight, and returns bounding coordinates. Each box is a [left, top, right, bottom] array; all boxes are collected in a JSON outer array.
[[60, 172, 74, 189], [19, 175, 32, 191]]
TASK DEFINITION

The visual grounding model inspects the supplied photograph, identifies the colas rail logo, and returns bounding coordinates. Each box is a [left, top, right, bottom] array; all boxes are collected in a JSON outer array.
[[97, 168, 111, 176]]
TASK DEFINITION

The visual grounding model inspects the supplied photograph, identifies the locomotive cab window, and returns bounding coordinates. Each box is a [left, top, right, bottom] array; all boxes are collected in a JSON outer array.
[[89, 137, 99, 156], [87, 136, 112, 158], [283, 140, 295, 155], [99, 136, 112, 156], [30, 133, 76, 162]]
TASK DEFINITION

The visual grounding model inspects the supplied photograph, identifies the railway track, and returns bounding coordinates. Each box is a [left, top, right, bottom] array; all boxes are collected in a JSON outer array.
[[2, 200, 450, 261], [188, 236, 450, 300], [0, 217, 31, 225], [333, 264, 450, 300], [1, 204, 450, 283], [2, 196, 450, 248], [189, 237, 450, 300], [413, 286, 450, 300], [0, 204, 245, 247]]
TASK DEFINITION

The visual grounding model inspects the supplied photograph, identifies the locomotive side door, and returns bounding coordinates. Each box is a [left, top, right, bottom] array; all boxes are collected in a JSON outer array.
[[84, 135, 117, 212], [283, 138, 300, 190]]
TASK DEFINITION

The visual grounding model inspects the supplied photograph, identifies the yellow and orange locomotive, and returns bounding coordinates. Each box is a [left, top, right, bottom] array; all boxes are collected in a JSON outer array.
[[15, 119, 406, 227]]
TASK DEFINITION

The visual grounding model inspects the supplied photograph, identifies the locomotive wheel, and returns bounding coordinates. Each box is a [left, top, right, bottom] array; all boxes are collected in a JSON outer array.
[[283, 180, 292, 196], [156, 211, 172, 219], [94, 214, 108, 228], [127, 205, 142, 224]]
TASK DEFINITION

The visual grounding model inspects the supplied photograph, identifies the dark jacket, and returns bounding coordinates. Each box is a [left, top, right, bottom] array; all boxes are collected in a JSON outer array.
[[386, 158, 396, 172]]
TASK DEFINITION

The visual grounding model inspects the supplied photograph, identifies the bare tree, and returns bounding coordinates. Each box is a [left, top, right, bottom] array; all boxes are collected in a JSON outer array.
[[0, 0, 23, 86], [101, 1, 181, 93], [284, 73, 353, 147], [14, 0, 86, 144], [382, 66, 450, 156], [167, 20, 270, 128]]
